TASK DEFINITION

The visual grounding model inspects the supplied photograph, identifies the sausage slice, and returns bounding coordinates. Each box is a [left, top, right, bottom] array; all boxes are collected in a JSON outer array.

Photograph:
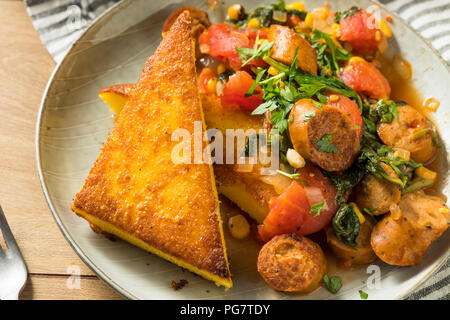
[[268, 25, 318, 75], [257, 234, 326, 293], [371, 190, 449, 266], [288, 99, 360, 171], [354, 174, 401, 215], [377, 105, 436, 163]]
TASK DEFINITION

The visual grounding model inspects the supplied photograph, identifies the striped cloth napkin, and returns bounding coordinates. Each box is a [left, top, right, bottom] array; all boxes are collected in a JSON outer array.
[[25, 0, 449, 300]]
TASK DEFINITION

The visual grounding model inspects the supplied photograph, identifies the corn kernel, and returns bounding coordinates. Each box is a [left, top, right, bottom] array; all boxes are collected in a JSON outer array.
[[349, 56, 366, 64], [206, 77, 217, 93], [268, 66, 279, 76], [379, 20, 392, 38], [216, 63, 226, 75], [312, 7, 329, 20], [228, 4, 243, 21], [286, 148, 305, 169], [248, 18, 260, 28], [439, 207, 449, 214], [349, 202, 365, 224], [328, 94, 340, 103], [277, 80, 285, 88], [375, 30, 382, 42], [305, 13, 314, 27], [286, 2, 305, 11], [228, 214, 250, 239], [415, 166, 437, 180], [332, 23, 341, 38]]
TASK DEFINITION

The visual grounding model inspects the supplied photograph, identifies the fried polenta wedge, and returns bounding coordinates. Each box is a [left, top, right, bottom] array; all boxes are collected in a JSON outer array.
[[99, 87, 277, 223], [72, 12, 232, 288]]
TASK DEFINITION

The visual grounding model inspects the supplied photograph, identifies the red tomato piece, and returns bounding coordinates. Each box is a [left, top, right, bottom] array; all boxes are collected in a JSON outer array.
[[339, 9, 382, 58], [326, 93, 363, 137], [258, 181, 309, 242], [295, 165, 339, 236], [198, 24, 268, 70], [258, 165, 339, 242], [220, 70, 263, 110], [338, 58, 391, 99], [198, 68, 215, 93], [198, 23, 249, 70]]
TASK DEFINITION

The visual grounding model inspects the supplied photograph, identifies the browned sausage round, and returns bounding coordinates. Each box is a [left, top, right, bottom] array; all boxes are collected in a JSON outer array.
[[371, 190, 449, 266], [257, 234, 326, 293], [268, 25, 317, 75], [288, 99, 360, 171], [325, 216, 377, 265], [377, 105, 437, 163], [354, 174, 401, 215]]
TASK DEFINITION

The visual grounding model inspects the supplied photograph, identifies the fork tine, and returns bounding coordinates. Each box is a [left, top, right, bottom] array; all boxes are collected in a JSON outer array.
[[0, 206, 20, 253]]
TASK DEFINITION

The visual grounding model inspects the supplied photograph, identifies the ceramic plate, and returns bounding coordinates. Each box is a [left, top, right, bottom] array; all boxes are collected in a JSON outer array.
[[37, 0, 450, 299]]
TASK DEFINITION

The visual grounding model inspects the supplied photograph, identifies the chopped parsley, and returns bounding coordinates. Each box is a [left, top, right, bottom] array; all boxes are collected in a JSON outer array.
[[276, 169, 307, 184], [303, 111, 316, 122], [310, 30, 351, 76], [310, 200, 325, 216], [323, 275, 342, 294], [236, 34, 273, 67], [316, 134, 339, 154], [359, 290, 369, 300]]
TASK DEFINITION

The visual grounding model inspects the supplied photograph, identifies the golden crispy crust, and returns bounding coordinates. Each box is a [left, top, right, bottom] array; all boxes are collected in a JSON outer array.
[[99, 83, 134, 97], [72, 11, 231, 287]]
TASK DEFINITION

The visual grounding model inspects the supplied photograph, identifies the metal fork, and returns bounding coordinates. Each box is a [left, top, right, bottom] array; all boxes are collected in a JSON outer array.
[[0, 206, 27, 300]]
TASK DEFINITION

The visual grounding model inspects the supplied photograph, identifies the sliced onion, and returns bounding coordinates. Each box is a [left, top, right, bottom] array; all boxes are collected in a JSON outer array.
[[304, 186, 329, 211], [260, 173, 292, 194]]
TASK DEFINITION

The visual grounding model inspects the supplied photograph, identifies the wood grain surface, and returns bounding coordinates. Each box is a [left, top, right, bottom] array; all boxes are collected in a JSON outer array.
[[0, 0, 123, 299]]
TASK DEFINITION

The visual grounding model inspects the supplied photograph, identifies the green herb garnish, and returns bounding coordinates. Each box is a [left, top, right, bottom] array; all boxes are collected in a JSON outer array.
[[303, 111, 316, 121], [317, 134, 339, 154], [310, 200, 325, 216], [335, 6, 360, 23], [332, 204, 360, 247], [323, 275, 343, 294], [236, 34, 273, 67], [276, 169, 308, 184], [359, 290, 369, 299]]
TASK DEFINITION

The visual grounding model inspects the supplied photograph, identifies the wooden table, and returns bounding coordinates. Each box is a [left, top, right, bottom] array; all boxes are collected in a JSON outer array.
[[0, 0, 123, 299]]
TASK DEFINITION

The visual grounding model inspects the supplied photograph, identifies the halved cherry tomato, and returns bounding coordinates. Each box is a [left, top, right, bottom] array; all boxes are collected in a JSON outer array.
[[258, 165, 338, 242], [339, 9, 383, 58], [338, 58, 391, 99], [220, 70, 263, 110], [198, 24, 267, 70], [326, 93, 363, 137], [198, 68, 215, 93]]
